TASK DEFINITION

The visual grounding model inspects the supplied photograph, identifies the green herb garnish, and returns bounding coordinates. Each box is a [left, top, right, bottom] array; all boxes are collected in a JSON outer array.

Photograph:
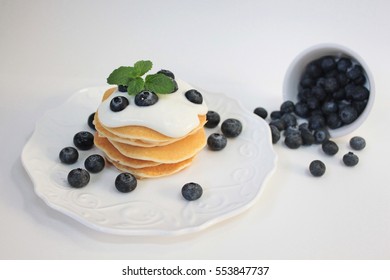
[[106, 60, 175, 95]]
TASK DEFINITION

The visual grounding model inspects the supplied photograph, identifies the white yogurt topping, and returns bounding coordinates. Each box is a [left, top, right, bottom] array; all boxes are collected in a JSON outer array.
[[97, 79, 208, 138]]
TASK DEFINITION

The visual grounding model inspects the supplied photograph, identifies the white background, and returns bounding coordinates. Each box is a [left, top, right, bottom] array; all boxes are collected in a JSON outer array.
[[1, 0, 389, 259]]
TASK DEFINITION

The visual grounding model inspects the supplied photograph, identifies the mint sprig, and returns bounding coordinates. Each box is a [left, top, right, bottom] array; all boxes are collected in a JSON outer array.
[[106, 60, 175, 95]]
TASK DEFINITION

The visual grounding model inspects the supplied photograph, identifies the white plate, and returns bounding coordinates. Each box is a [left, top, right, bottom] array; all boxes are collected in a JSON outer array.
[[21, 87, 277, 236]]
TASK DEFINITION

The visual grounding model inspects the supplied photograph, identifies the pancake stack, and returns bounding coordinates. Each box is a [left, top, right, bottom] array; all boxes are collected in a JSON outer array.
[[93, 88, 207, 178]]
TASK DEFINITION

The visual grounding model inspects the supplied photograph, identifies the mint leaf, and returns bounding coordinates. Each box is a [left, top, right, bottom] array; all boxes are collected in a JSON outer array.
[[144, 73, 175, 94], [134, 60, 153, 76], [126, 77, 144, 95], [107, 66, 138, 85]]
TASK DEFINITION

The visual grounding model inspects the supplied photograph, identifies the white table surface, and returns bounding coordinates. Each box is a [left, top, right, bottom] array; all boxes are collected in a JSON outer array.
[[1, 0, 389, 260]]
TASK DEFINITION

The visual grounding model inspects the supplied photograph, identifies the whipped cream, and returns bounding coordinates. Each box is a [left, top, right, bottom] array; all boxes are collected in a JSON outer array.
[[97, 79, 208, 138]]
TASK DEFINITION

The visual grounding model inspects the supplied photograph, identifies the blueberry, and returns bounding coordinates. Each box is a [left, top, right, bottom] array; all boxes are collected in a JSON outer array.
[[309, 160, 326, 177], [339, 106, 358, 124], [207, 133, 227, 151], [351, 85, 369, 101], [347, 65, 364, 80], [157, 69, 175, 79], [269, 119, 286, 131], [353, 75, 366, 86], [294, 102, 310, 118], [284, 134, 302, 149], [184, 89, 203, 104], [300, 77, 315, 88], [326, 113, 343, 129], [308, 114, 325, 130], [280, 101, 295, 114], [59, 147, 79, 164], [135, 90, 158, 106], [306, 97, 320, 110], [67, 168, 90, 188], [343, 152, 359, 167], [337, 57, 352, 72], [281, 113, 297, 127], [73, 131, 94, 150], [350, 136, 366, 150], [336, 72, 349, 87], [352, 100, 367, 115], [322, 140, 339, 155], [110, 96, 129, 112], [313, 128, 330, 144], [205, 111, 221, 128], [115, 173, 137, 193], [84, 154, 105, 173], [312, 86, 327, 101], [254, 107, 268, 119], [88, 112, 96, 130], [270, 125, 281, 144], [320, 56, 336, 72], [118, 85, 128, 92], [284, 126, 300, 137], [345, 83, 357, 99], [324, 77, 339, 93], [332, 89, 346, 100], [300, 128, 315, 146], [321, 100, 338, 115], [221, 118, 242, 138], [305, 62, 323, 78], [181, 182, 203, 201], [270, 110, 283, 120]]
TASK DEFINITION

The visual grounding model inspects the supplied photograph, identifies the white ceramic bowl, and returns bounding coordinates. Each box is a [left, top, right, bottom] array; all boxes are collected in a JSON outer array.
[[283, 43, 375, 138]]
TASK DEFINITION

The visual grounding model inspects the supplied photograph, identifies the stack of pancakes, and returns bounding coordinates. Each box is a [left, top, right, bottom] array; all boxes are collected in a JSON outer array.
[[93, 88, 207, 178]]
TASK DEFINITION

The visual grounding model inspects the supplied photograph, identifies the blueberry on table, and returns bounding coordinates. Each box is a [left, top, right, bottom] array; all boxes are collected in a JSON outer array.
[[59, 147, 79, 164], [84, 154, 105, 173], [110, 96, 129, 112], [205, 110, 221, 128], [350, 136, 366, 151], [87, 112, 96, 130], [184, 89, 203, 104], [322, 140, 339, 155], [284, 134, 302, 149], [135, 90, 158, 106], [73, 131, 94, 150], [115, 173, 137, 193], [309, 160, 326, 177], [221, 118, 243, 138], [67, 168, 90, 188], [181, 182, 203, 201], [207, 133, 227, 151], [343, 152, 359, 167], [253, 107, 268, 119]]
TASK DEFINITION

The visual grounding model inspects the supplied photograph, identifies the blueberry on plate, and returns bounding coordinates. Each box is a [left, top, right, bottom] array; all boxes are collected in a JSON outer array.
[[67, 168, 90, 188], [343, 152, 359, 167], [115, 173, 137, 193], [87, 112, 96, 130], [221, 118, 242, 138], [253, 107, 268, 119], [59, 147, 79, 164], [73, 131, 94, 150], [181, 182, 203, 201], [349, 136, 366, 150], [309, 160, 326, 177], [207, 133, 227, 151], [205, 110, 221, 128], [84, 154, 105, 173], [157, 69, 175, 79], [184, 89, 203, 104], [110, 96, 129, 112], [135, 90, 158, 106]]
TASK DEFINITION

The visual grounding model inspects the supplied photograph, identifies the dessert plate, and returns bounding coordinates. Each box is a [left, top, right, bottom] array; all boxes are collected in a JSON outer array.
[[21, 87, 277, 236]]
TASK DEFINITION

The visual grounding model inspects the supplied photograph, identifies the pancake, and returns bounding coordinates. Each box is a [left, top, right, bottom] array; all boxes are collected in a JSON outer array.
[[107, 157, 195, 179], [108, 128, 206, 163]]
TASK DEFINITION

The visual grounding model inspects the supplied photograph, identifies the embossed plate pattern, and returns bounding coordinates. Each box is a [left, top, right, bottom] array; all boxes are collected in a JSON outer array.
[[21, 87, 277, 236]]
